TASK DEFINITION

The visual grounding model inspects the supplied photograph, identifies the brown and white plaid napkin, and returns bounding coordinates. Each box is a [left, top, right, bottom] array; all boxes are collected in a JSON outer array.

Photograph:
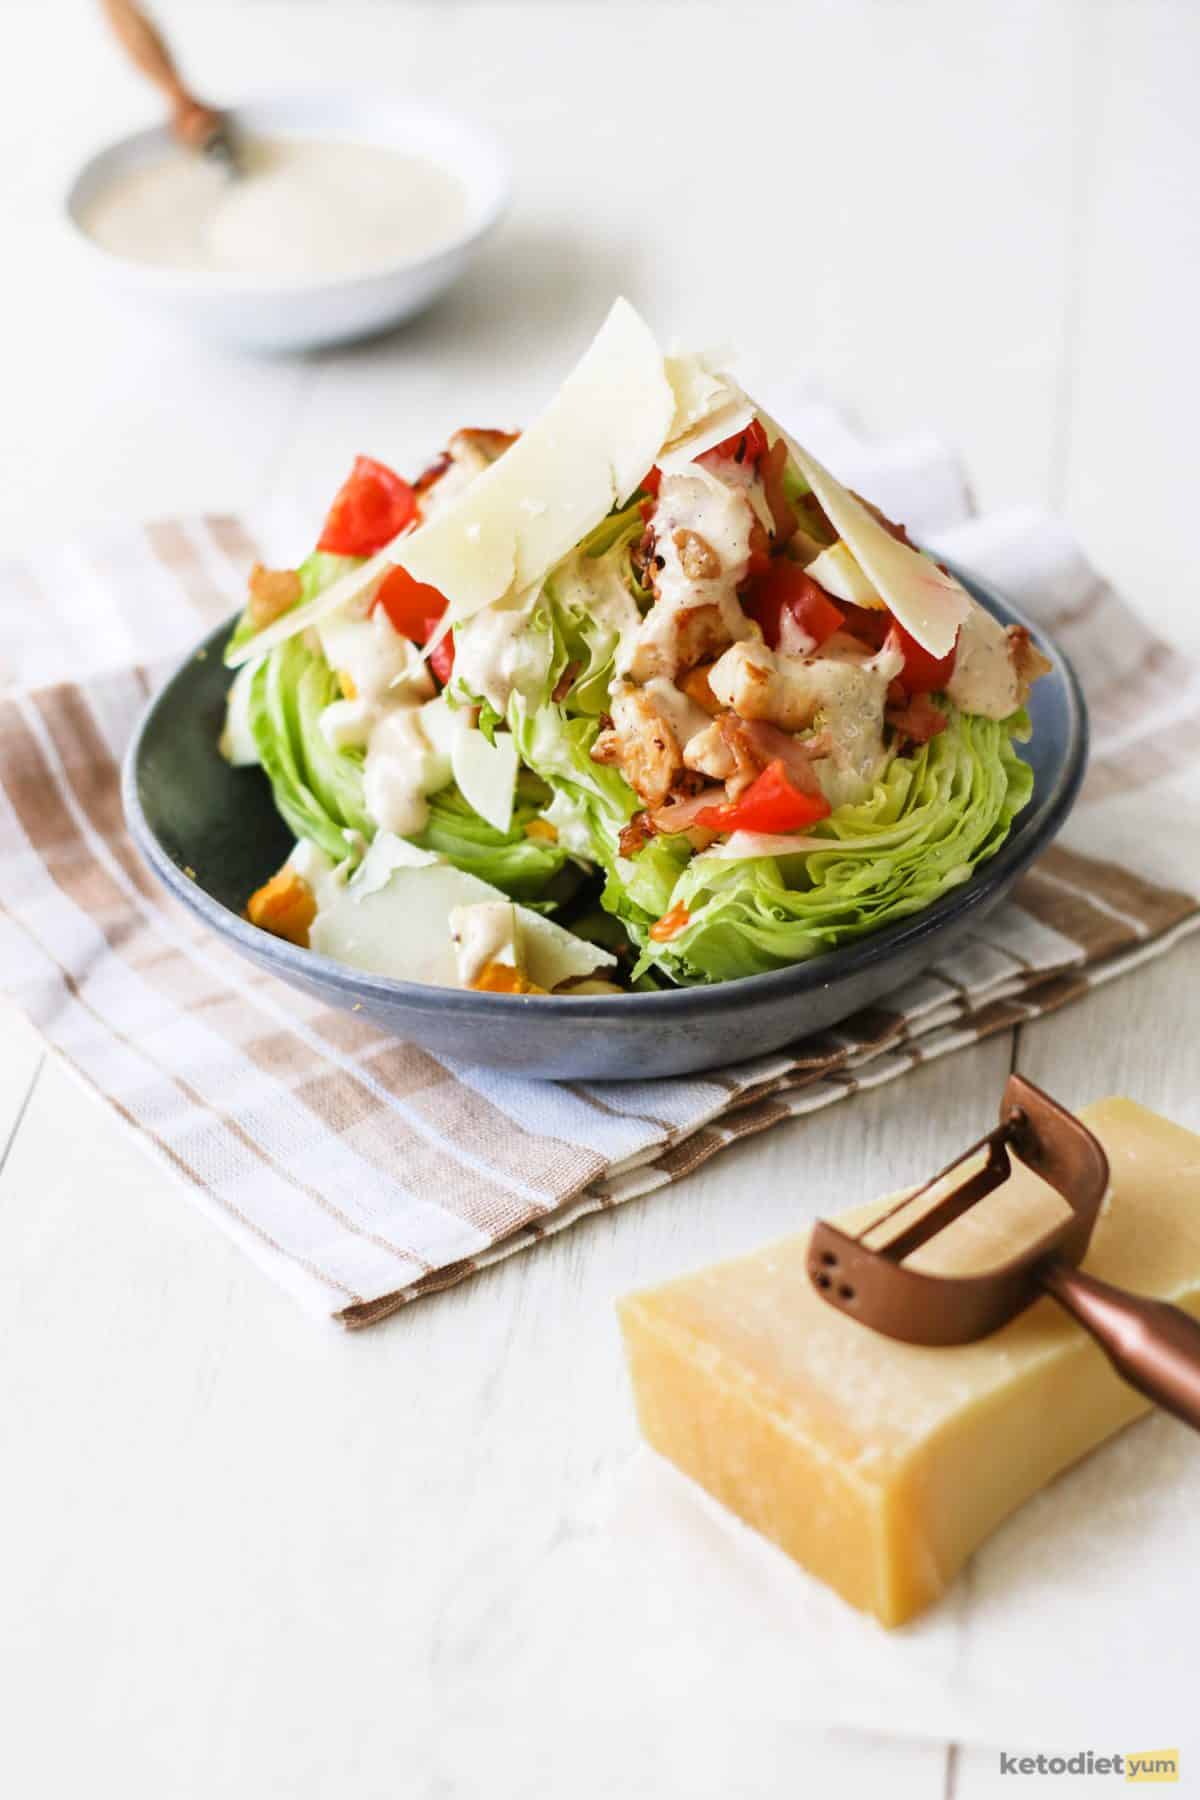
[[1, 418, 1197, 1325]]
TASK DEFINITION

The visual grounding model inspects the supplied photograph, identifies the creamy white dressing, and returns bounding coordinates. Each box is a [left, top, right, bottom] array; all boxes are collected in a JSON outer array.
[[285, 837, 339, 903], [642, 676, 713, 750], [318, 695, 374, 753], [946, 604, 1021, 719], [81, 136, 469, 279], [708, 632, 902, 797], [451, 590, 550, 715], [317, 604, 428, 706], [362, 706, 448, 837], [710, 449, 775, 539], [313, 598, 454, 838], [552, 544, 643, 668], [617, 467, 754, 682], [449, 901, 519, 986]]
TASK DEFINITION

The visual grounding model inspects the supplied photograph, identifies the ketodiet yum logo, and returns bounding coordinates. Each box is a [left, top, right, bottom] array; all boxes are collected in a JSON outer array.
[[998, 1749, 1179, 1782]]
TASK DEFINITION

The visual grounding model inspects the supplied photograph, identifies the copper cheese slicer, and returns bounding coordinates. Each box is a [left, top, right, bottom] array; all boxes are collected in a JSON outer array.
[[807, 1075, 1200, 1432], [100, 0, 240, 175]]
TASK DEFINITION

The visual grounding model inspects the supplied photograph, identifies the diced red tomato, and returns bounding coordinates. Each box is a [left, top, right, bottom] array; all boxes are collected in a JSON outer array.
[[427, 632, 455, 687], [318, 456, 417, 556], [744, 562, 845, 653], [701, 418, 769, 468], [373, 565, 447, 640], [886, 690, 947, 744], [832, 603, 958, 694], [891, 622, 958, 695], [693, 760, 831, 836], [372, 564, 455, 685]]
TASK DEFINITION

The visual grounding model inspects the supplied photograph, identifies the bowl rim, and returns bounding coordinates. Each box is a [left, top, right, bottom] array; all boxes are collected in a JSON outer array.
[[123, 562, 1088, 1023], [62, 87, 511, 297]]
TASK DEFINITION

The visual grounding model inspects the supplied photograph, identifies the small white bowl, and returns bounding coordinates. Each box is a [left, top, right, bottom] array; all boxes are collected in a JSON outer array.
[[64, 90, 510, 353]]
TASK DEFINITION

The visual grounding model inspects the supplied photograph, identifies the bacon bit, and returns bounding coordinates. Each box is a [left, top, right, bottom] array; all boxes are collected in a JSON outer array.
[[760, 438, 798, 545], [339, 671, 358, 701], [840, 603, 892, 652], [886, 691, 948, 745], [649, 786, 727, 834], [745, 517, 771, 583], [246, 867, 317, 948], [414, 429, 518, 511], [524, 817, 559, 844], [248, 563, 302, 630], [452, 428, 519, 463], [414, 449, 452, 494], [681, 663, 721, 715], [685, 712, 828, 803], [1008, 625, 1053, 703], [674, 528, 721, 581], [731, 717, 828, 798], [619, 813, 657, 857], [792, 491, 838, 559], [650, 903, 691, 942], [552, 662, 580, 703], [632, 518, 658, 587], [472, 961, 547, 995], [715, 711, 767, 798]]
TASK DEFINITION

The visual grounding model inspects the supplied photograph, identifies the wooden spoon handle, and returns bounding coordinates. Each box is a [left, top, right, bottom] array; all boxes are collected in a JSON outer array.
[[100, 0, 222, 149]]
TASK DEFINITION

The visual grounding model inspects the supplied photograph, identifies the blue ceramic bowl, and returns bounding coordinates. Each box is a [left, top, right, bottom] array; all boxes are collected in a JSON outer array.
[[123, 567, 1086, 1078]]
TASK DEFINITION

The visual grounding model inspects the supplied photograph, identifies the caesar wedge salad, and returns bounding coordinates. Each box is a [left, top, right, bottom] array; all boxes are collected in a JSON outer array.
[[222, 299, 1048, 997]]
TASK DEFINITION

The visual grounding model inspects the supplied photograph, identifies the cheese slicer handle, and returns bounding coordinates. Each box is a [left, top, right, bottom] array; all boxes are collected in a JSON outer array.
[[1040, 1261, 1200, 1432], [99, 0, 225, 152]]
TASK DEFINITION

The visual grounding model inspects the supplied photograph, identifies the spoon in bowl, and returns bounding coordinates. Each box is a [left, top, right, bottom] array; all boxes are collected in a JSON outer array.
[[100, 0, 241, 176]]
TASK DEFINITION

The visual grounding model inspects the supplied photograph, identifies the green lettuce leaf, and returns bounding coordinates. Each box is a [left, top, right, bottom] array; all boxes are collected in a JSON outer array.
[[249, 638, 361, 862], [613, 707, 1034, 983], [248, 633, 568, 899], [411, 782, 571, 902]]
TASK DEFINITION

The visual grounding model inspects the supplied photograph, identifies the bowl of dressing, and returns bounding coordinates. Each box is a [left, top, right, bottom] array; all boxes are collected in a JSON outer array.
[[64, 90, 510, 352]]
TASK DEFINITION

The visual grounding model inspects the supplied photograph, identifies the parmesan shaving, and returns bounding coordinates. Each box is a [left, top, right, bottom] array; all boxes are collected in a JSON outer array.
[[756, 408, 970, 658]]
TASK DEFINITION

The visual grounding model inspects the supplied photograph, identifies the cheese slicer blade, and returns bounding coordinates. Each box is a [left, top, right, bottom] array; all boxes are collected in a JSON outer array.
[[808, 1075, 1200, 1432]]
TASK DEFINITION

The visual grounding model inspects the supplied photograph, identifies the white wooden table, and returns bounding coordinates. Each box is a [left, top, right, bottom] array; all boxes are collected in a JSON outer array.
[[4, 5, 1200, 1795]]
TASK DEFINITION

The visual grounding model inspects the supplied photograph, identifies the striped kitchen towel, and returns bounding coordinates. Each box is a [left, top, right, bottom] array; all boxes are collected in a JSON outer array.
[[1, 423, 1197, 1324]]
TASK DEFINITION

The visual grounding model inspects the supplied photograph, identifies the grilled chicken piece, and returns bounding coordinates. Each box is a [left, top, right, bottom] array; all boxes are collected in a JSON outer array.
[[683, 712, 828, 799], [619, 469, 755, 683], [681, 716, 766, 798], [708, 635, 902, 738], [415, 427, 518, 522], [248, 562, 302, 630], [591, 685, 685, 810], [1009, 625, 1053, 705]]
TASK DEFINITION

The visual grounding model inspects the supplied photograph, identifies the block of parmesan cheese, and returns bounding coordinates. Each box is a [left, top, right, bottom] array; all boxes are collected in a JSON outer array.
[[618, 1099, 1200, 1627]]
